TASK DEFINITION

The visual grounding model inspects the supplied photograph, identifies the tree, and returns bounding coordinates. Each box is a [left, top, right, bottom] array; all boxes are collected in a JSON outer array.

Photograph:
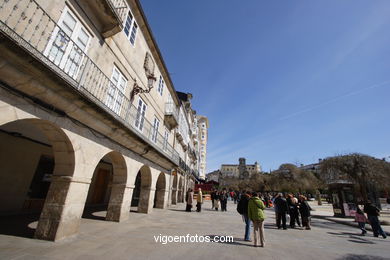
[[320, 153, 390, 202]]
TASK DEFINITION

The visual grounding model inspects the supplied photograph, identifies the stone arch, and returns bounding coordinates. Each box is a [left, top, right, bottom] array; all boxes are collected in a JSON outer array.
[[131, 165, 152, 213], [0, 118, 75, 241], [171, 174, 178, 205], [82, 151, 129, 222], [154, 173, 166, 209]]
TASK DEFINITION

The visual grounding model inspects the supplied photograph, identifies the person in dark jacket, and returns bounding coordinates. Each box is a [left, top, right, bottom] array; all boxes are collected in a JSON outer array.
[[220, 189, 228, 211], [287, 194, 301, 228], [274, 193, 289, 230], [237, 191, 252, 241], [364, 201, 387, 238], [299, 195, 312, 230]]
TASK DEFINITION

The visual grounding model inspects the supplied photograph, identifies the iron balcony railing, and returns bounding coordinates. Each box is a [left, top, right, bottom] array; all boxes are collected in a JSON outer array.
[[0, 0, 181, 165]]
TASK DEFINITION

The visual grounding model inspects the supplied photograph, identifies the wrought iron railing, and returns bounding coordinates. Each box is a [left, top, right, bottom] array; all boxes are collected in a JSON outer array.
[[0, 0, 180, 165]]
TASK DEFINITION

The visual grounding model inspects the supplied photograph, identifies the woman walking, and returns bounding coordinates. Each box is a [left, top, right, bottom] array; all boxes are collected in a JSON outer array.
[[299, 195, 312, 230]]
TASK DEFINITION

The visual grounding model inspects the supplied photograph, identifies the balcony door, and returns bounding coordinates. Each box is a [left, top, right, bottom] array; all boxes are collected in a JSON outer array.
[[106, 67, 127, 115], [44, 7, 90, 80]]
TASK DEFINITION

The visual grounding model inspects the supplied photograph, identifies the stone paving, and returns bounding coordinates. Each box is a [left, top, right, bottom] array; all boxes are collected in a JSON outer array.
[[0, 201, 389, 260]]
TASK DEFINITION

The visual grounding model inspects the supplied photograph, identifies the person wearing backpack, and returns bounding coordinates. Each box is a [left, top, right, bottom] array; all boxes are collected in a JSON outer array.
[[248, 192, 266, 247], [237, 190, 251, 241]]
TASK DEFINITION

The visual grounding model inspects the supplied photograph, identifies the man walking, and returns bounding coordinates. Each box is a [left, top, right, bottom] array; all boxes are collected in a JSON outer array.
[[274, 193, 289, 230], [196, 188, 203, 212], [237, 190, 251, 241], [248, 192, 266, 247], [364, 201, 387, 238]]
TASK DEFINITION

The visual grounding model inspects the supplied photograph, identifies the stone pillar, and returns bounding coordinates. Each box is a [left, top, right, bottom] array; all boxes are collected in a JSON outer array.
[[171, 188, 177, 205], [138, 187, 154, 214], [106, 185, 133, 222], [163, 189, 170, 209], [35, 176, 89, 241]]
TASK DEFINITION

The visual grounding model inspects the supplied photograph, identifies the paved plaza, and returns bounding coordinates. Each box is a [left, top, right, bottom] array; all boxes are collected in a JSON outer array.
[[1, 201, 389, 260]]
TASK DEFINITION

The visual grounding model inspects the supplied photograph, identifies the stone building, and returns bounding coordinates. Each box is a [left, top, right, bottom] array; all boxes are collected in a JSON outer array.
[[0, 0, 205, 241], [196, 115, 209, 180], [220, 158, 261, 179]]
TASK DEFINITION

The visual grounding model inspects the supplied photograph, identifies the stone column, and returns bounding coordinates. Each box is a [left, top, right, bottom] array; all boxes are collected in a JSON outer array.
[[163, 189, 170, 209], [34, 175, 89, 241], [106, 185, 133, 222], [171, 188, 177, 205], [138, 187, 154, 214]]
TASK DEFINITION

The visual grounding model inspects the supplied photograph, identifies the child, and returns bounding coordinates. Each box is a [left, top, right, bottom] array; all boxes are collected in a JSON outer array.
[[355, 206, 367, 235]]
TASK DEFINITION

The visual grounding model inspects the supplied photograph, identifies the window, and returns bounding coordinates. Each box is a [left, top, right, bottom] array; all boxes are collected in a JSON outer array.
[[124, 11, 138, 46], [135, 98, 147, 131], [151, 117, 160, 143], [157, 75, 164, 96], [45, 7, 90, 79], [106, 67, 127, 115], [163, 130, 169, 150]]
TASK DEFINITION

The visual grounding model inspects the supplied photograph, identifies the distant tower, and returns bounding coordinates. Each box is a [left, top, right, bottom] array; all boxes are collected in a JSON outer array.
[[239, 158, 249, 179]]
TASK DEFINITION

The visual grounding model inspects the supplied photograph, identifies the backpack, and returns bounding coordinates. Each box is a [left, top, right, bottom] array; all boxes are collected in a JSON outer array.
[[237, 197, 246, 215]]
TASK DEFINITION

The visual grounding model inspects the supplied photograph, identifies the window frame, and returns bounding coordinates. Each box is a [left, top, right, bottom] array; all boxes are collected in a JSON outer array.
[[123, 9, 138, 46], [135, 98, 147, 132]]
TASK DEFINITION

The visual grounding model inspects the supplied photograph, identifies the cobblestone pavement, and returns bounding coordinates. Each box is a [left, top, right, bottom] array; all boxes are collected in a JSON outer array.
[[0, 201, 389, 260]]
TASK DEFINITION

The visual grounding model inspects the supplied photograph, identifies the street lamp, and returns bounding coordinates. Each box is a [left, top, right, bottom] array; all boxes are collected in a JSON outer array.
[[130, 74, 157, 101]]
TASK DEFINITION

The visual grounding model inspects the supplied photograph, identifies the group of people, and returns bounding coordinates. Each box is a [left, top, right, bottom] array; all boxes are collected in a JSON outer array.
[[211, 189, 228, 211], [185, 188, 203, 212], [236, 191, 313, 247]]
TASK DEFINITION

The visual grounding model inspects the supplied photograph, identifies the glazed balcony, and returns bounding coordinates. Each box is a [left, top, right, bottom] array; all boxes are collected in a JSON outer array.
[[78, 0, 127, 37], [164, 102, 179, 130], [0, 0, 180, 165]]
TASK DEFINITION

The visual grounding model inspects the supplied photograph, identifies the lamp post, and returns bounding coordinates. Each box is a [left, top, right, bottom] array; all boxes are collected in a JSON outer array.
[[130, 74, 156, 101]]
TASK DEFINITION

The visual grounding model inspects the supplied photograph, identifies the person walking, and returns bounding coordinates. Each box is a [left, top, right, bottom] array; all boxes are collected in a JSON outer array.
[[274, 193, 289, 230], [220, 189, 228, 211], [299, 195, 312, 230], [214, 191, 220, 211], [211, 190, 216, 209], [237, 190, 252, 241], [248, 192, 266, 247], [364, 201, 387, 238], [196, 188, 203, 212], [185, 188, 194, 212], [355, 205, 367, 235]]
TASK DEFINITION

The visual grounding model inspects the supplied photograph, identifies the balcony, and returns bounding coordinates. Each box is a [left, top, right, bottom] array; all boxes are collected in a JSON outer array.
[[0, 0, 180, 165], [78, 0, 127, 38], [164, 102, 179, 130]]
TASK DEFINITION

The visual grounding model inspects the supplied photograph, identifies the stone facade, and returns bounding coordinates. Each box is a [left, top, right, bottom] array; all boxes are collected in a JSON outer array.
[[196, 115, 209, 180], [0, 0, 206, 241], [220, 158, 261, 179]]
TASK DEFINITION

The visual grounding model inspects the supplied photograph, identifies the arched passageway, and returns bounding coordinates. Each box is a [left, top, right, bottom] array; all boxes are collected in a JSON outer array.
[[82, 151, 127, 222], [0, 118, 74, 240], [130, 165, 152, 213], [154, 173, 166, 209]]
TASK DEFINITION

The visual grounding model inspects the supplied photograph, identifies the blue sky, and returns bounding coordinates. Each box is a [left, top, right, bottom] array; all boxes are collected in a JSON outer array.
[[140, 0, 390, 172]]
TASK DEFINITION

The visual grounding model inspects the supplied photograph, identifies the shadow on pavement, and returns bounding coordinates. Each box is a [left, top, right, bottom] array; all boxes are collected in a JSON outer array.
[[0, 213, 38, 239], [82, 205, 107, 221], [336, 254, 390, 260], [327, 232, 375, 244]]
